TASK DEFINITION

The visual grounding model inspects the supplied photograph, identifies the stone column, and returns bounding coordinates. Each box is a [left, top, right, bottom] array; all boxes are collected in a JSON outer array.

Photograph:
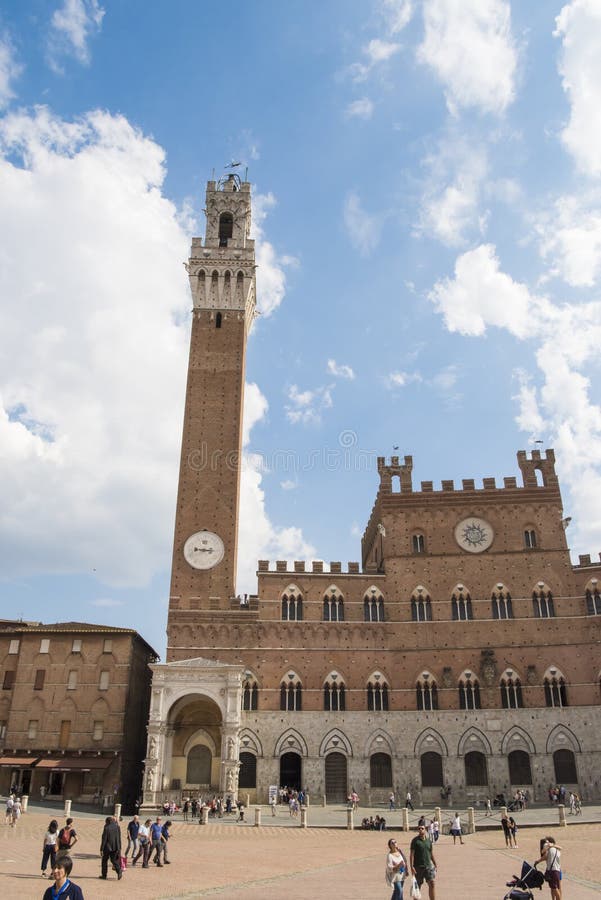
[[300, 806, 307, 828], [467, 807, 475, 833], [200, 805, 209, 825], [64, 799, 72, 817], [558, 804, 567, 827], [434, 806, 441, 823], [347, 808, 354, 830], [254, 807, 261, 827], [402, 807, 409, 831], [114, 803, 122, 821], [21, 795, 28, 813]]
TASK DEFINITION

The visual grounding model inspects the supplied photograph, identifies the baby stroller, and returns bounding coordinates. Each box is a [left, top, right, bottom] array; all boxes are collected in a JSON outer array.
[[504, 861, 545, 900]]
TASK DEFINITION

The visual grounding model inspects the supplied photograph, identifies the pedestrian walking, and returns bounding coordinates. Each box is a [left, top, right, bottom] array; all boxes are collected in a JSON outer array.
[[450, 812, 464, 845], [150, 816, 165, 866], [389, 791, 395, 811], [405, 789, 414, 811], [385, 837, 407, 900], [42, 855, 84, 900], [99, 815, 122, 880], [125, 815, 139, 858], [131, 818, 151, 867], [410, 822, 437, 900], [508, 815, 518, 848], [535, 836, 562, 900], [41, 819, 59, 878], [501, 812, 511, 847]]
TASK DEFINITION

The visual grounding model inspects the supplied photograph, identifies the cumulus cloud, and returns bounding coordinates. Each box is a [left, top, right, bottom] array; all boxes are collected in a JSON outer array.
[[343, 191, 382, 255], [252, 192, 298, 316], [417, 0, 517, 115], [285, 384, 334, 425], [555, 0, 601, 176], [0, 106, 312, 596], [345, 98, 374, 120], [428, 243, 601, 554], [535, 191, 601, 287], [48, 0, 105, 71], [0, 35, 22, 109], [385, 370, 422, 388], [327, 359, 355, 380]]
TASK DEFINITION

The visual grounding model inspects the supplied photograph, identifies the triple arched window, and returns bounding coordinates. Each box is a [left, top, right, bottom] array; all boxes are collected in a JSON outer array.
[[281, 585, 303, 621], [367, 673, 389, 711], [533, 583, 554, 618], [323, 587, 344, 621], [411, 587, 432, 622], [323, 672, 346, 711], [500, 669, 523, 708], [544, 667, 568, 708], [363, 587, 385, 622], [416, 672, 438, 710], [458, 671, 481, 709], [242, 679, 258, 711], [451, 585, 473, 621], [491, 584, 513, 619], [280, 673, 302, 711]]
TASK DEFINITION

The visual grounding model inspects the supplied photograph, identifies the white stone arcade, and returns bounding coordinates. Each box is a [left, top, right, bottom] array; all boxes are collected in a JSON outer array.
[[143, 657, 244, 806]]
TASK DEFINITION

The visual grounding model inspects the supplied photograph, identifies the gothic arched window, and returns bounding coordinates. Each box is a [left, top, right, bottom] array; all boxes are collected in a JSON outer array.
[[533, 584, 554, 618], [323, 672, 346, 711], [458, 671, 481, 709], [491, 584, 513, 619], [585, 580, 601, 615], [451, 586, 473, 621], [363, 587, 385, 622], [412, 533, 426, 554], [544, 667, 568, 708], [500, 669, 523, 709], [524, 528, 537, 549], [367, 673, 389, 711], [242, 677, 258, 711], [411, 587, 432, 622], [281, 585, 303, 621], [323, 587, 344, 622], [416, 672, 438, 710], [280, 672, 302, 711]]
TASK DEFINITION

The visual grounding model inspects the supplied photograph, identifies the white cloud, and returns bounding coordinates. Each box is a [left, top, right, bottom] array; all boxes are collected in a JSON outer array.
[[419, 140, 489, 246], [285, 384, 334, 425], [348, 37, 401, 83], [382, 0, 414, 34], [0, 106, 312, 596], [91, 597, 124, 608], [555, 0, 601, 176], [417, 0, 517, 115], [386, 370, 422, 388], [327, 359, 355, 380], [343, 191, 381, 255], [252, 192, 298, 316], [535, 191, 601, 287], [429, 243, 601, 555], [280, 479, 298, 491], [48, 0, 105, 71], [0, 35, 22, 109], [345, 98, 374, 120]]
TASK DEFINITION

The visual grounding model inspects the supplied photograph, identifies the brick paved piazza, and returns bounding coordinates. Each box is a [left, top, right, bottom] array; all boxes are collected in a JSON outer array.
[[1, 807, 600, 899]]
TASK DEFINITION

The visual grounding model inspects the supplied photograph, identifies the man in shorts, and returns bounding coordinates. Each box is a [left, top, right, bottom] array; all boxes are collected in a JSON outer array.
[[410, 823, 438, 900]]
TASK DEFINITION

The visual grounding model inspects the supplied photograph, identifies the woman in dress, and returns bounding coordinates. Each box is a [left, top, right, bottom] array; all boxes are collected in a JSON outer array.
[[41, 819, 59, 877], [385, 837, 408, 900]]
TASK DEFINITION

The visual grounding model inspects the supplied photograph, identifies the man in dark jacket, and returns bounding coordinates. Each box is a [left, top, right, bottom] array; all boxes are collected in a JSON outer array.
[[100, 815, 122, 880]]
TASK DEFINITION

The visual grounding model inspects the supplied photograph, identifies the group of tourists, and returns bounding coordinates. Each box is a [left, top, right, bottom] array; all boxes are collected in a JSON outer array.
[[4, 792, 22, 826]]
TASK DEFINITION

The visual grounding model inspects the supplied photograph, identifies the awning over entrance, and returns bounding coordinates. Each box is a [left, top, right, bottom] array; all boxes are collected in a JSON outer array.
[[0, 756, 39, 767], [35, 757, 115, 772]]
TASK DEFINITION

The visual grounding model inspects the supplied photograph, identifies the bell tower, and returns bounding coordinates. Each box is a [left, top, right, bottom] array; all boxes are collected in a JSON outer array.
[[167, 172, 256, 658]]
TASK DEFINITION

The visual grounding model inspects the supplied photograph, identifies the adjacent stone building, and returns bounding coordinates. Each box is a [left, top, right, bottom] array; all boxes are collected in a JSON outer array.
[[145, 173, 601, 807], [0, 620, 158, 809]]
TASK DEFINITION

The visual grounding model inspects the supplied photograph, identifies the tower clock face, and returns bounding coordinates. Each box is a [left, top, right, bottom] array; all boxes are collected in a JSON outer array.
[[183, 531, 225, 570], [454, 517, 494, 553]]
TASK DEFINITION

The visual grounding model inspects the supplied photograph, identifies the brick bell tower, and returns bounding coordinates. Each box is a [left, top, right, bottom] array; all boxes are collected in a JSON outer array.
[[166, 172, 256, 659]]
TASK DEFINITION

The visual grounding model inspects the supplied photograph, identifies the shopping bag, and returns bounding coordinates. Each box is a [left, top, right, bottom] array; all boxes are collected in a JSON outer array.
[[410, 876, 421, 899]]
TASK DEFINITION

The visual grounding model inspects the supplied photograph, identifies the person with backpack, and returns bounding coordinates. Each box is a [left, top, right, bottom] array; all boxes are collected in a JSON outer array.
[[57, 818, 78, 859]]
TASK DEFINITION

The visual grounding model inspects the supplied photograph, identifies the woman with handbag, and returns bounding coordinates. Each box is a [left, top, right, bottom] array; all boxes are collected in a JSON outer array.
[[385, 838, 408, 900], [535, 836, 562, 900]]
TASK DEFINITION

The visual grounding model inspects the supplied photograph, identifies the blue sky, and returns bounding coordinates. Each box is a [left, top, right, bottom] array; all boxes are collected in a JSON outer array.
[[0, 0, 600, 656]]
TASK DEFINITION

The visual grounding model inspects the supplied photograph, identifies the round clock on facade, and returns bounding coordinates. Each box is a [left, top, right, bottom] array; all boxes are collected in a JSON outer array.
[[454, 517, 494, 553], [183, 531, 225, 569]]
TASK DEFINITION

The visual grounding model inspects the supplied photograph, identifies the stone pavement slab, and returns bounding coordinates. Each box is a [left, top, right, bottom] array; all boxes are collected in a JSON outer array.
[[0, 810, 599, 899]]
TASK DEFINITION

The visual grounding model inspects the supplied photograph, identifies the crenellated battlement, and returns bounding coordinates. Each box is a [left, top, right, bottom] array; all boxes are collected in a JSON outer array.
[[257, 560, 363, 575]]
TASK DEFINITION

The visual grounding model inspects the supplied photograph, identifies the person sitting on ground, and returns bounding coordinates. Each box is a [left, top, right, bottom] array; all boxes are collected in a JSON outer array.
[[43, 856, 84, 900]]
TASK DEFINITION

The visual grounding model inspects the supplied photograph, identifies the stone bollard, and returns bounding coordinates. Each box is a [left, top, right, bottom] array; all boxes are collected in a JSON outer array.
[[558, 804, 567, 827], [64, 799, 72, 817], [300, 806, 307, 828], [434, 806, 441, 824], [246, 794, 250, 809], [254, 807, 261, 827], [21, 795, 28, 813], [468, 807, 475, 834], [114, 803, 122, 821], [323, 794, 327, 807], [402, 807, 409, 832], [347, 808, 354, 830], [200, 806, 209, 825]]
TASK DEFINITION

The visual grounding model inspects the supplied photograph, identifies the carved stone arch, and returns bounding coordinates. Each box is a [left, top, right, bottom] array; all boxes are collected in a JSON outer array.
[[501, 725, 536, 755], [457, 726, 492, 757], [546, 724, 581, 754], [282, 583, 302, 597], [414, 727, 448, 757], [365, 728, 394, 758], [324, 583, 343, 597], [500, 666, 523, 683], [166, 689, 226, 725], [238, 728, 263, 757], [60, 695, 79, 715], [274, 728, 308, 758], [365, 584, 384, 598], [319, 728, 353, 757], [367, 669, 390, 686], [90, 696, 110, 717], [183, 728, 217, 758]]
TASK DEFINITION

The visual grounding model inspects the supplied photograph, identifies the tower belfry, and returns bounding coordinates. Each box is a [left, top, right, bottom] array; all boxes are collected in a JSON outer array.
[[166, 173, 256, 658]]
